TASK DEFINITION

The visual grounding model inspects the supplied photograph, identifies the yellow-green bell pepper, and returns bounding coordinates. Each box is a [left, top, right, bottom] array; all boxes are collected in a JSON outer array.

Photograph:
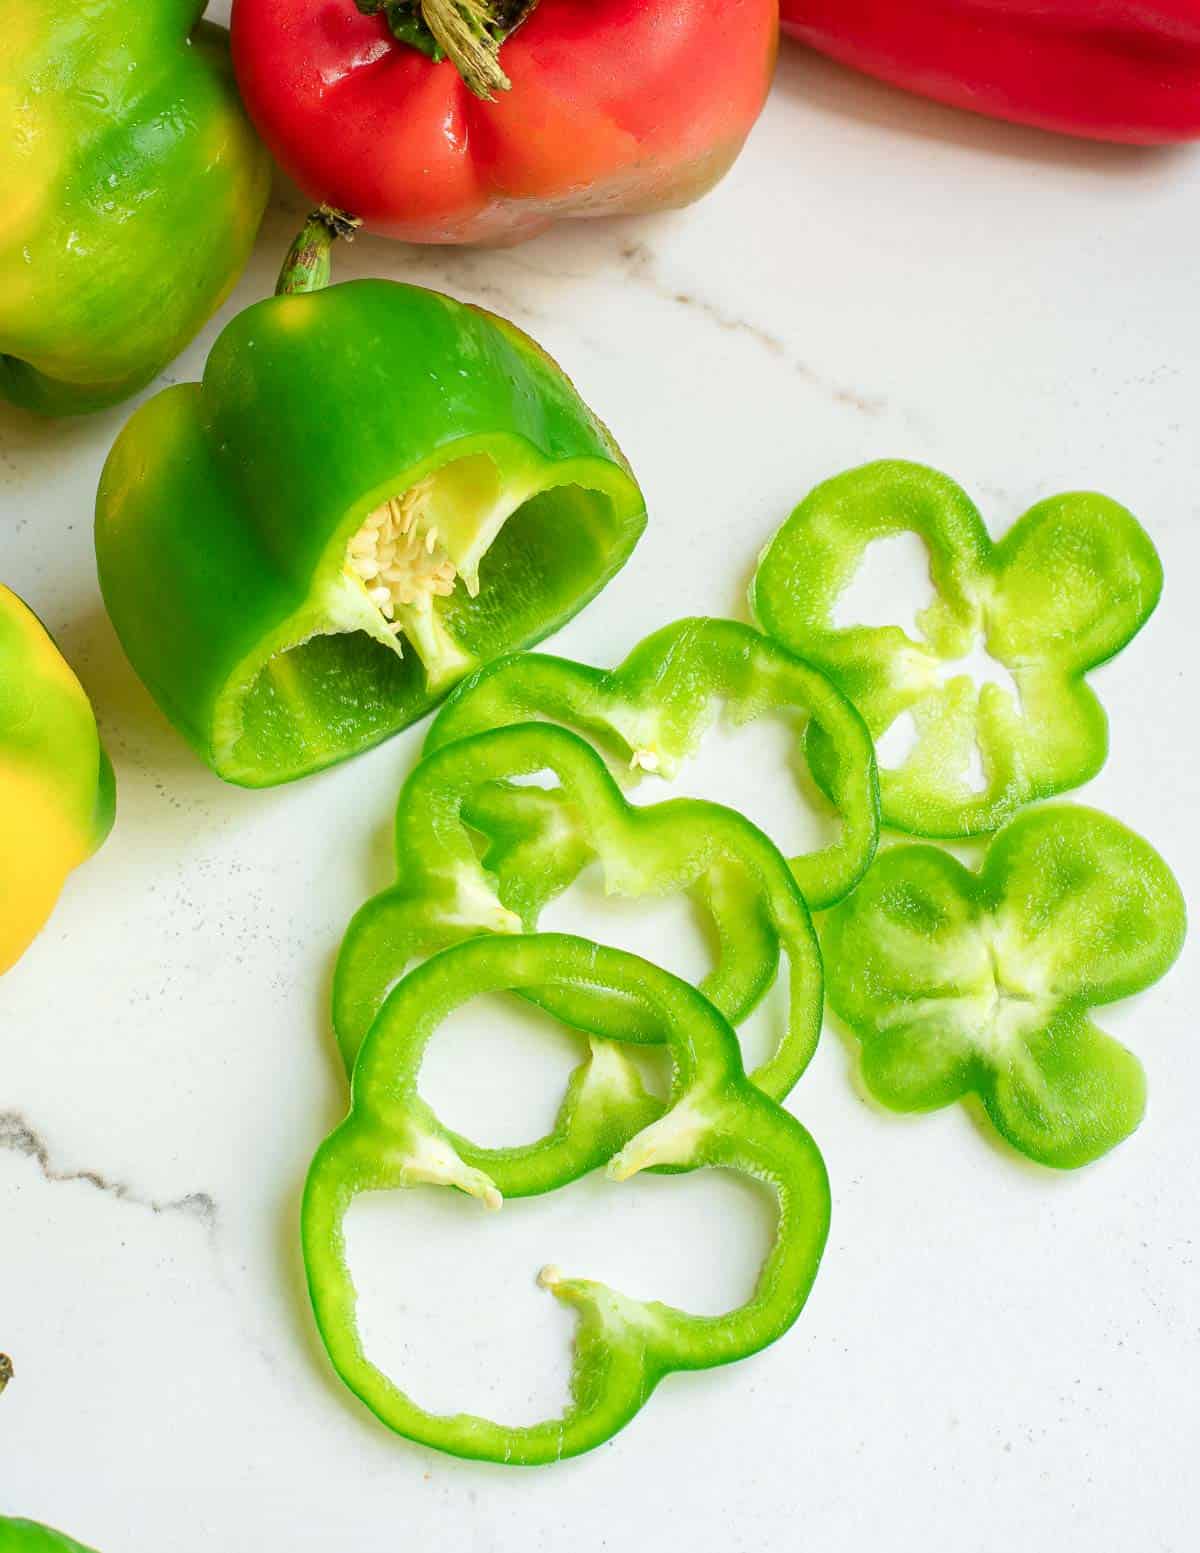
[[0, 585, 114, 973], [0, 0, 270, 415]]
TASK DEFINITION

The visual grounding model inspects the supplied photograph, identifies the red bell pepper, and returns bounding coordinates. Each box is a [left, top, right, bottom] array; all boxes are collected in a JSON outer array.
[[782, 0, 1200, 144], [231, 0, 778, 245]]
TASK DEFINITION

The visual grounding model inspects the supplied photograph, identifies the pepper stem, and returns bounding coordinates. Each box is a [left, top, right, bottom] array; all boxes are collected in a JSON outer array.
[[275, 207, 363, 297], [356, 0, 538, 101]]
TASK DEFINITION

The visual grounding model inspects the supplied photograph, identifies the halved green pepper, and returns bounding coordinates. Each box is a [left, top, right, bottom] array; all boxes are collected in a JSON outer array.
[[751, 460, 1162, 837], [1, 584, 114, 975], [304, 932, 831, 1465], [822, 805, 1186, 1167], [0, 0, 270, 415], [95, 280, 645, 785], [334, 720, 823, 1097], [425, 617, 880, 909]]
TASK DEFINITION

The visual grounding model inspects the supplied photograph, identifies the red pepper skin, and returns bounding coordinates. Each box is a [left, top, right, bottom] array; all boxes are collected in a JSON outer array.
[[232, 0, 778, 245], [781, 0, 1200, 144]]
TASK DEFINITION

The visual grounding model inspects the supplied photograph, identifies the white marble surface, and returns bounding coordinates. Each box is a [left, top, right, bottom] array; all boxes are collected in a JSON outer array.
[[3, 16, 1199, 1550]]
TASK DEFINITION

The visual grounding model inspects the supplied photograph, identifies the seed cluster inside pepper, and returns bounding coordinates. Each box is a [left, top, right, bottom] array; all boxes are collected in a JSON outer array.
[[346, 482, 459, 619]]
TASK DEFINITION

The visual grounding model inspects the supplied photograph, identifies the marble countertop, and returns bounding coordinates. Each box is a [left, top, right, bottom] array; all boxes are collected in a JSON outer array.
[[3, 16, 1198, 1552]]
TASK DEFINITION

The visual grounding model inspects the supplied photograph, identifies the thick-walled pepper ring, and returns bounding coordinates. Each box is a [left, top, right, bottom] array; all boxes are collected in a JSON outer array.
[[304, 933, 831, 1464]]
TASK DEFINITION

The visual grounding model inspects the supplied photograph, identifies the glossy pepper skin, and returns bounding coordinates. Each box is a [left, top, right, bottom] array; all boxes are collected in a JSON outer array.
[[231, 0, 779, 245], [0, 1521, 98, 1552], [427, 617, 880, 909], [0, 1, 271, 416], [823, 806, 1186, 1168], [334, 720, 823, 1091], [781, 1, 1200, 144], [95, 279, 645, 787], [752, 461, 1162, 839], [0, 586, 114, 975], [305, 933, 831, 1464]]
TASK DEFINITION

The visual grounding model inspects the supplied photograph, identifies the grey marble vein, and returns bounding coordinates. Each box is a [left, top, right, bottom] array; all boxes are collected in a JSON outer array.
[[618, 241, 887, 416], [0, 1110, 218, 1232]]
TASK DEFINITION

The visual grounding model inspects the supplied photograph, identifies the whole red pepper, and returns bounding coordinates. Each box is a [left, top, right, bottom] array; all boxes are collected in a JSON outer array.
[[782, 0, 1200, 143], [232, 0, 778, 245]]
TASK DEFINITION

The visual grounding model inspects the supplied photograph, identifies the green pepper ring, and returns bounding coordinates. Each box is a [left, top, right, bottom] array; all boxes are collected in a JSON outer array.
[[425, 616, 881, 910], [751, 459, 1163, 838], [304, 933, 831, 1465], [334, 721, 824, 1100]]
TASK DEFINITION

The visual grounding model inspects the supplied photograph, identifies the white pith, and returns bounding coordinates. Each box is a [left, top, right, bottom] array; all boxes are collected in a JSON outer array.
[[402, 1127, 502, 1210], [608, 1095, 712, 1180]]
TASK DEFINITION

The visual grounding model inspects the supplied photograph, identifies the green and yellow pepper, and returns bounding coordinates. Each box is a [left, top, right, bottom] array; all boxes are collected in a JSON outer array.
[[822, 805, 1186, 1168], [0, 585, 114, 975], [0, 0, 270, 416], [96, 279, 645, 786], [752, 461, 1162, 838], [305, 932, 831, 1464]]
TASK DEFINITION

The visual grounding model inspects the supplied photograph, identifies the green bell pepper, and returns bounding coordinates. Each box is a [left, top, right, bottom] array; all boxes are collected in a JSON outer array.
[[0, 0, 270, 416], [304, 932, 831, 1465], [822, 805, 1186, 1168], [751, 460, 1162, 837], [334, 720, 823, 1096], [1, 584, 114, 975], [95, 279, 646, 786], [425, 617, 880, 909], [0, 1520, 97, 1553]]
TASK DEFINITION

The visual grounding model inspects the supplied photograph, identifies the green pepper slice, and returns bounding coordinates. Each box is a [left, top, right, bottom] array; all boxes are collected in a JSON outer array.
[[304, 933, 831, 1465], [0, 1, 270, 415], [822, 805, 1186, 1168], [95, 280, 645, 786], [425, 617, 880, 909], [0, 1521, 97, 1553], [751, 460, 1162, 837], [334, 721, 823, 1097]]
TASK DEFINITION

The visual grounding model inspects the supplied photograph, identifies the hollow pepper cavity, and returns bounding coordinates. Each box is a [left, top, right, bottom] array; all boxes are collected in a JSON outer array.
[[334, 719, 824, 1092], [426, 616, 880, 909], [781, 1, 1200, 144], [0, 585, 114, 975], [752, 460, 1162, 838], [0, 0, 270, 416], [822, 805, 1186, 1168], [95, 279, 645, 786], [304, 932, 831, 1464], [231, 0, 778, 244]]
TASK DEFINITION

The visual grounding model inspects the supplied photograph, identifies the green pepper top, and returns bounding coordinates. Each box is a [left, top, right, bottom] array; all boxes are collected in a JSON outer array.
[[0, 0, 270, 415], [95, 279, 646, 785], [751, 460, 1162, 837], [304, 933, 831, 1465], [822, 805, 1186, 1168]]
